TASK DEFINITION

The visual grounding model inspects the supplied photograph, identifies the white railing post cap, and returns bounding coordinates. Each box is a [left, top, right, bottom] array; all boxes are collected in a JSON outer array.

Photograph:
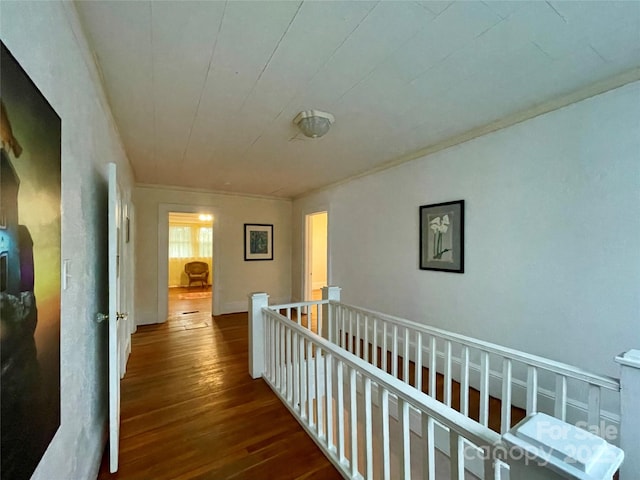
[[249, 292, 269, 299], [614, 349, 640, 368], [503, 412, 624, 479]]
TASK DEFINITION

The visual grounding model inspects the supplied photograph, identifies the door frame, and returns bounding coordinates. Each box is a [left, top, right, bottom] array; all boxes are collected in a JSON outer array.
[[120, 198, 135, 377], [157, 203, 221, 320], [302, 207, 330, 301]]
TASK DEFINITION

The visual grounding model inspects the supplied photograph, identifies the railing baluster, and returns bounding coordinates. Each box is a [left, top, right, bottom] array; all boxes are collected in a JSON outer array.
[[280, 321, 286, 394], [588, 384, 601, 429], [400, 398, 411, 480], [449, 430, 462, 480], [381, 388, 391, 480], [372, 317, 378, 368], [526, 365, 538, 415], [350, 367, 358, 478], [340, 306, 346, 349], [300, 336, 307, 420], [327, 302, 333, 342], [392, 325, 399, 378], [479, 351, 490, 427], [286, 328, 292, 402], [349, 309, 355, 354], [317, 302, 322, 337], [382, 322, 388, 373], [416, 332, 423, 392], [501, 358, 512, 434], [275, 321, 281, 388], [293, 331, 299, 411], [270, 316, 276, 383], [460, 346, 470, 416], [316, 346, 323, 438], [307, 340, 315, 428], [429, 336, 437, 397], [364, 314, 369, 364], [555, 375, 567, 421], [403, 327, 410, 383], [356, 312, 361, 358], [423, 414, 435, 480], [265, 315, 271, 379], [337, 359, 345, 463], [325, 353, 334, 450], [364, 377, 373, 480], [444, 341, 452, 406]]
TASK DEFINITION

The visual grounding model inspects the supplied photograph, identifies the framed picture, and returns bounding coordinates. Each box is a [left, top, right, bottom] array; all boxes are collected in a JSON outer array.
[[420, 200, 464, 273], [244, 223, 273, 261]]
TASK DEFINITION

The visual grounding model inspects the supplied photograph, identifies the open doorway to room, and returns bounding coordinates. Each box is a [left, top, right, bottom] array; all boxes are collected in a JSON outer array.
[[304, 211, 328, 302], [167, 212, 214, 329]]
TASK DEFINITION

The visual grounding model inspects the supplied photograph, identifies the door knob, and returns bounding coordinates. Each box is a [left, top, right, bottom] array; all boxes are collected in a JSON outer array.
[[96, 313, 108, 323], [116, 312, 128, 320]]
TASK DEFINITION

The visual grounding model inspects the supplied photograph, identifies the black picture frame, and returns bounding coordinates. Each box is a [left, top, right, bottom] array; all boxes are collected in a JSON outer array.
[[244, 223, 274, 261], [419, 200, 464, 273]]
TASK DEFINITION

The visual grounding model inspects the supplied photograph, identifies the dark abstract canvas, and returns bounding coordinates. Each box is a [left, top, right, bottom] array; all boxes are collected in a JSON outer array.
[[1, 42, 61, 480]]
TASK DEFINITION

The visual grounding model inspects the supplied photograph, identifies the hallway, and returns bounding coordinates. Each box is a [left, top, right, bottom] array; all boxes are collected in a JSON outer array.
[[98, 289, 341, 479]]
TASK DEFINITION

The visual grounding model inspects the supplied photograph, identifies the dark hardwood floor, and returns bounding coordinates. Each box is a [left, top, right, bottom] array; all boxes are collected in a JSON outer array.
[[97, 287, 342, 480]]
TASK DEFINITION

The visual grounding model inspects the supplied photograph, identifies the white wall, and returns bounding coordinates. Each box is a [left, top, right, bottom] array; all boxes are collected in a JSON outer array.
[[293, 81, 640, 378], [134, 185, 292, 323], [1, 2, 135, 479]]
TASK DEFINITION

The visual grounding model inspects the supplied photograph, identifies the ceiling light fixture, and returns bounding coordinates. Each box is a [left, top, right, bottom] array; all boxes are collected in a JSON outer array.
[[293, 109, 335, 138]]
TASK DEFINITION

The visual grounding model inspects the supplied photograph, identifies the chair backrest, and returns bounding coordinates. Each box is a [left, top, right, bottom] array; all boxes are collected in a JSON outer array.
[[185, 261, 208, 275]]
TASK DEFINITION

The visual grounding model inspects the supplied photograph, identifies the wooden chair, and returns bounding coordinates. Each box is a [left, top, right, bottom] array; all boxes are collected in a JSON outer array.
[[184, 261, 209, 288]]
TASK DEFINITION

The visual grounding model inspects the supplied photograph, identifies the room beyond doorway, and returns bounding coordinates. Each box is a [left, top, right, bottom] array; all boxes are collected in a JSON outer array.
[[166, 211, 214, 320]]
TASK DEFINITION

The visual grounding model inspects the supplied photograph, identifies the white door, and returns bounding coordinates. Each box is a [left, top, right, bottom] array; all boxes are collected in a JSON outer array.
[[108, 162, 122, 472]]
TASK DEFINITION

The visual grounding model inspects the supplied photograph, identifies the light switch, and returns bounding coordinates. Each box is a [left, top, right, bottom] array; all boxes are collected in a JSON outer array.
[[63, 259, 71, 290]]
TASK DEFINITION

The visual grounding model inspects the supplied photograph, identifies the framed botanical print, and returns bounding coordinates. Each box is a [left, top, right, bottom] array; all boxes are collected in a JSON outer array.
[[420, 200, 464, 273]]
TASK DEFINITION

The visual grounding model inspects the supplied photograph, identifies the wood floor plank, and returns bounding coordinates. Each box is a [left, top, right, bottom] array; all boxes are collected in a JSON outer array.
[[97, 288, 341, 480]]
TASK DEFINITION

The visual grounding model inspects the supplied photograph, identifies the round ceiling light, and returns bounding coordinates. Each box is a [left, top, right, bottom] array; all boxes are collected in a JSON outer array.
[[293, 109, 335, 138]]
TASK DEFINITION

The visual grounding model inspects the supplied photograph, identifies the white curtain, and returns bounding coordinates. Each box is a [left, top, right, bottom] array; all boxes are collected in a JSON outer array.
[[168, 223, 213, 287]]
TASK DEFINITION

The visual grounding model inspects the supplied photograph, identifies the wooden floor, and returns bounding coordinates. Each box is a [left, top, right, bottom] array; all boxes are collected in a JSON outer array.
[[98, 287, 342, 480]]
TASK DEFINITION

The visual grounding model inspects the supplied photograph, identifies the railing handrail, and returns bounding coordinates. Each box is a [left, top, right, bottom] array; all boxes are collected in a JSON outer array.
[[262, 306, 504, 451], [330, 301, 620, 392], [268, 299, 329, 310]]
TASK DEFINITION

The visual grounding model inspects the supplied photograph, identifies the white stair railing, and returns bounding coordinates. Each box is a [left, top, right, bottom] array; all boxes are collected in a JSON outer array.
[[249, 290, 635, 479], [255, 296, 506, 479]]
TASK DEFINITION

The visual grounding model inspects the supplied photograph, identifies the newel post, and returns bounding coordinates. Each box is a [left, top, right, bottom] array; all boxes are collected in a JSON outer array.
[[615, 349, 640, 479], [248, 292, 269, 379], [321, 286, 341, 341]]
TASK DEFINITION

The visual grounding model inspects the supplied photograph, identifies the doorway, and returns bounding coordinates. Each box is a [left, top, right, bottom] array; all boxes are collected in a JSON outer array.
[[304, 211, 328, 301], [167, 212, 213, 327]]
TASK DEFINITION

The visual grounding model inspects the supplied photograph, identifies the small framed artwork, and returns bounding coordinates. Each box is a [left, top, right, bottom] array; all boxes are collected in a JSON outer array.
[[244, 223, 274, 261], [419, 200, 464, 273]]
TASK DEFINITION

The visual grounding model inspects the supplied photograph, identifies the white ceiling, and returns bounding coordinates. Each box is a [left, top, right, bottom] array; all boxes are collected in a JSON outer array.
[[75, 1, 640, 198]]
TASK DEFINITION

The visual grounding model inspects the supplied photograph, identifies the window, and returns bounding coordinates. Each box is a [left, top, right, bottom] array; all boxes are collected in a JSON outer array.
[[198, 227, 212, 257], [169, 226, 193, 258], [168, 225, 212, 259]]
